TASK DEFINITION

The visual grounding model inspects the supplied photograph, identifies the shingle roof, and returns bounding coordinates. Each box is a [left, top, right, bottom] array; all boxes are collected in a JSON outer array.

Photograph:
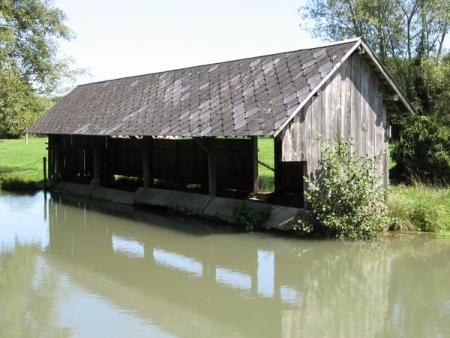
[[26, 38, 411, 137]]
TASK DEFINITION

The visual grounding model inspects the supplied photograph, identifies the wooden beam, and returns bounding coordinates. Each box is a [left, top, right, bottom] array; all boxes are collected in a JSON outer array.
[[142, 137, 151, 187], [48, 135, 56, 184], [258, 160, 274, 172], [93, 144, 100, 181], [383, 94, 399, 102], [131, 136, 151, 187], [82, 136, 100, 186], [274, 135, 282, 194], [251, 136, 259, 193], [194, 137, 217, 196]]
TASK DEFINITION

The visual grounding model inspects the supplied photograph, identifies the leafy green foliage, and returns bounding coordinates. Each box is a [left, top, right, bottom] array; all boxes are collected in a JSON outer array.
[[0, 0, 74, 93], [0, 69, 56, 137], [303, 137, 390, 239], [233, 202, 271, 232], [391, 115, 450, 185], [0, 0, 79, 137], [417, 55, 450, 117], [299, 0, 450, 115]]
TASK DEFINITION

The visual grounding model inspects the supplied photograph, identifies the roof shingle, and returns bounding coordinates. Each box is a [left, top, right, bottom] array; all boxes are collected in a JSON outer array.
[[26, 39, 390, 137]]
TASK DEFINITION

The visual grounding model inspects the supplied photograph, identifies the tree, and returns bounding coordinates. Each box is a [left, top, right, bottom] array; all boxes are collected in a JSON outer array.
[[417, 54, 450, 117], [299, 0, 450, 114], [391, 115, 450, 185], [0, 0, 77, 137], [0, 68, 37, 137]]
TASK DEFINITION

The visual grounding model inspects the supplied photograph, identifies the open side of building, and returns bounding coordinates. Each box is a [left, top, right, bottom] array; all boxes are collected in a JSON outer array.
[[27, 38, 414, 227]]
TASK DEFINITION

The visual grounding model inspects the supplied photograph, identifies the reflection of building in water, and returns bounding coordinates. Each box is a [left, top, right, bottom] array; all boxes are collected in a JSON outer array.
[[48, 194, 306, 337], [112, 235, 145, 258]]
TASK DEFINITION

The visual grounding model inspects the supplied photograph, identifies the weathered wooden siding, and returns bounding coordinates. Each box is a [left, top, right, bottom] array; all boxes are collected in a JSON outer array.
[[281, 53, 388, 183], [152, 139, 207, 185]]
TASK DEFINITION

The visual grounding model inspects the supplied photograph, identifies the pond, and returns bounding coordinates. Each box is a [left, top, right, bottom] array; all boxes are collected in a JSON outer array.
[[1, 191, 450, 338]]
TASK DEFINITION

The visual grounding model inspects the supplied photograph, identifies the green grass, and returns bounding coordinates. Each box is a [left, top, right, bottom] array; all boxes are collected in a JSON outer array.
[[388, 184, 450, 232], [257, 137, 274, 192], [0, 137, 47, 191]]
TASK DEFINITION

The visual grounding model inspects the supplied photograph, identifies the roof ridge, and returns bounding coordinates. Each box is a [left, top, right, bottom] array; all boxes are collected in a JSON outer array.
[[77, 38, 362, 87]]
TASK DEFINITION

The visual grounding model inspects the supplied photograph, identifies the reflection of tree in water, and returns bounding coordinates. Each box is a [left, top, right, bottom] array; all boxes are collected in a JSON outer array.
[[284, 236, 450, 338], [381, 236, 450, 338], [289, 241, 391, 338], [0, 242, 72, 338]]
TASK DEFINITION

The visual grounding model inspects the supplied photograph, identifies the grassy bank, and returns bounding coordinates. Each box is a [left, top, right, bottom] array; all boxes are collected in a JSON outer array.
[[388, 184, 450, 233], [0, 137, 47, 191]]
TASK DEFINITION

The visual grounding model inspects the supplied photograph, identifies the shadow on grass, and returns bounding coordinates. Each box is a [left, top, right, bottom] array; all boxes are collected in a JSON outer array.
[[0, 166, 26, 175], [0, 177, 43, 192]]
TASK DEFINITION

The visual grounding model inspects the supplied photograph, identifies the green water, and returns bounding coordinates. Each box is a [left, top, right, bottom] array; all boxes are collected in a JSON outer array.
[[1, 191, 450, 338]]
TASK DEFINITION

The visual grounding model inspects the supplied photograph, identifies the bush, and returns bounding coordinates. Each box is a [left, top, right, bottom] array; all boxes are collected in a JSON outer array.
[[233, 202, 271, 232], [0, 177, 42, 192], [392, 115, 450, 185], [302, 136, 390, 240]]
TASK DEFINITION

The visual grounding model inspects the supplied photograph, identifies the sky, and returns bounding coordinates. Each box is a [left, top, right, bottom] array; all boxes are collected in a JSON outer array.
[[53, 0, 319, 86]]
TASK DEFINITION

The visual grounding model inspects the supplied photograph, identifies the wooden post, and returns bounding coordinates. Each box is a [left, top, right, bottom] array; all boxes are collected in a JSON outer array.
[[208, 141, 217, 196], [82, 136, 100, 187], [143, 137, 151, 187], [93, 144, 100, 181], [274, 135, 282, 194], [194, 137, 217, 196], [251, 136, 259, 193], [131, 136, 151, 188], [48, 135, 58, 185], [43, 157, 47, 190]]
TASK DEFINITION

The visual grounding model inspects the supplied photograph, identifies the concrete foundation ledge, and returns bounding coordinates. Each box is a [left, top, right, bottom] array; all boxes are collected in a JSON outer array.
[[134, 188, 212, 214], [51, 181, 94, 197], [90, 187, 135, 205], [51, 182, 304, 231], [203, 197, 271, 223], [265, 206, 308, 231], [204, 199, 304, 231]]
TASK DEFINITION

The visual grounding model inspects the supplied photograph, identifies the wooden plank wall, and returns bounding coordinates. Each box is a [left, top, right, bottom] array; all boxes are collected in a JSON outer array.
[[215, 138, 255, 190], [50, 135, 93, 182], [109, 138, 143, 177], [281, 53, 388, 182], [152, 139, 207, 184]]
